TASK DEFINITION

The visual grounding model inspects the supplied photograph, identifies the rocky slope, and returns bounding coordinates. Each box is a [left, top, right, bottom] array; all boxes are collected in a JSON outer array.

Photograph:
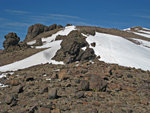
[[0, 24, 150, 113], [0, 60, 149, 113]]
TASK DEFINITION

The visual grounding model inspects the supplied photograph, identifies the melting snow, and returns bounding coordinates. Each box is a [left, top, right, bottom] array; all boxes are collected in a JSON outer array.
[[0, 26, 76, 72], [27, 40, 36, 45], [81, 47, 87, 51], [132, 38, 150, 49], [133, 32, 150, 39], [0, 83, 8, 87], [0, 72, 14, 78], [85, 32, 150, 71]]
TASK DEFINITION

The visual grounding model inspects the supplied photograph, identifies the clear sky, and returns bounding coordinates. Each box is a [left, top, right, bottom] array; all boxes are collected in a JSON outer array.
[[0, 0, 150, 49]]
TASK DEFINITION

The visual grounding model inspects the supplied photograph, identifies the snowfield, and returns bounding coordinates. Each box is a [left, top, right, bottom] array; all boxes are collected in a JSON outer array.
[[0, 26, 76, 72], [85, 32, 150, 71]]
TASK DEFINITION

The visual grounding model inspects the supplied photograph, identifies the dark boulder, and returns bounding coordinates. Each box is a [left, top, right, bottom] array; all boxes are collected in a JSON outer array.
[[88, 74, 107, 91], [34, 38, 43, 46], [53, 30, 96, 63], [48, 88, 58, 99], [57, 25, 63, 29], [25, 24, 49, 41], [19, 41, 30, 49], [77, 48, 96, 61], [66, 24, 72, 26], [48, 24, 57, 30], [78, 80, 89, 91], [3, 32, 20, 49]]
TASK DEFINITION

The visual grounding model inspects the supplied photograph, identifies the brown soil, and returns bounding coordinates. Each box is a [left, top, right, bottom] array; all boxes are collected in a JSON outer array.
[[0, 50, 3, 54], [0, 48, 46, 66]]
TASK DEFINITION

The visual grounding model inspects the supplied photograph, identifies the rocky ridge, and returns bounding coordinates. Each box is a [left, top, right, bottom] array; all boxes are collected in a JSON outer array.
[[0, 24, 150, 113]]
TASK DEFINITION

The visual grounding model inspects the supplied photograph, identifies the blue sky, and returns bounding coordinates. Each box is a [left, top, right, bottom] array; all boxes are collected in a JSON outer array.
[[0, 0, 150, 49]]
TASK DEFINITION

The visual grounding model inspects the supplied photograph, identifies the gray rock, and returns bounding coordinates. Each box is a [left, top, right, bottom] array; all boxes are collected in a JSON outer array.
[[75, 91, 84, 99], [48, 88, 58, 99], [5, 94, 18, 106], [78, 80, 89, 91]]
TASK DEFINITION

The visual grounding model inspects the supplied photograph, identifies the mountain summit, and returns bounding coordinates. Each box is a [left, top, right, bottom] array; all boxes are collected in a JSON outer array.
[[0, 24, 150, 113], [0, 24, 150, 71]]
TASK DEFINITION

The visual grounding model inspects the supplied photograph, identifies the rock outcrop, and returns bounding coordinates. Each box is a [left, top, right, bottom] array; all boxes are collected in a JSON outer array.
[[3, 33, 29, 52], [25, 24, 63, 41], [53, 30, 96, 63], [3, 32, 20, 49], [25, 24, 49, 41], [3, 33, 21, 52]]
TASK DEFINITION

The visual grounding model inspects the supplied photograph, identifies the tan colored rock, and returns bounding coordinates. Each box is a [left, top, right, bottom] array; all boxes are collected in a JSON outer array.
[[9, 79, 20, 86], [51, 109, 61, 113], [35, 107, 51, 113], [58, 69, 69, 80]]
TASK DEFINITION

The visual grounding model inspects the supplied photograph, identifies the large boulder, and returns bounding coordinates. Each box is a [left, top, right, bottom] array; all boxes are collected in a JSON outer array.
[[3, 32, 20, 49], [77, 48, 96, 61], [53, 30, 96, 63], [3, 33, 30, 52], [25, 24, 49, 41]]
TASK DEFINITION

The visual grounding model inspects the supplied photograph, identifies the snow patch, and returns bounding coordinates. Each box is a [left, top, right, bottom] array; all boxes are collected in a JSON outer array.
[[138, 30, 150, 35], [27, 40, 36, 45], [0, 83, 8, 87], [133, 32, 150, 38], [132, 38, 150, 50], [82, 47, 87, 51], [46, 78, 51, 81], [85, 32, 150, 71], [0, 72, 14, 78]]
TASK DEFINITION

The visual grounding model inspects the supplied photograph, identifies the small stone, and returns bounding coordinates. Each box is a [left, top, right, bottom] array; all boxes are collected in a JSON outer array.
[[51, 109, 61, 113], [51, 73, 58, 79], [13, 85, 24, 93], [78, 80, 89, 91], [5, 94, 17, 106], [26, 76, 34, 81], [75, 79, 80, 83], [9, 79, 20, 86], [89, 74, 107, 91], [91, 42, 96, 47], [58, 70, 69, 80], [127, 74, 133, 78], [5, 95, 14, 105], [48, 88, 58, 99], [65, 83, 71, 87], [40, 87, 48, 94], [35, 107, 51, 113], [75, 91, 84, 99]]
